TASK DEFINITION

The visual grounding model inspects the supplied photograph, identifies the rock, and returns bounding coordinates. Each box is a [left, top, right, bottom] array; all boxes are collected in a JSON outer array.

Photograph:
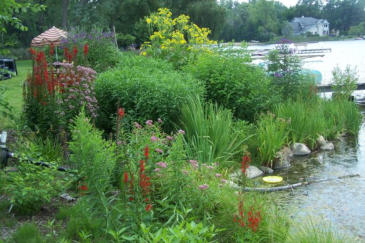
[[245, 166, 264, 179], [274, 146, 292, 169], [321, 142, 334, 151], [60, 193, 76, 202], [229, 169, 241, 182], [317, 135, 334, 151], [226, 180, 240, 189], [260, 166, 274, 174], [292, 143, 311, 156], [317, 135, 327, 147]]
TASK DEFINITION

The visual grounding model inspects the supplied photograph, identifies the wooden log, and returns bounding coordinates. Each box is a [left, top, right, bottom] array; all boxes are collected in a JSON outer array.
[[243, 174, 360, 192]]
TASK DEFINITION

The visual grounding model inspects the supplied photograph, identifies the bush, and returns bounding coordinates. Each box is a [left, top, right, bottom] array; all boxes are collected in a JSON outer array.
[[61, 29, 121, 73], [331, 65, 358, 100], [95, 54, 204, 132], [69, 110, 116, 194], [2, 163, 64, 215], [185, 53, 276, 122], [140, 221, 217, 242], [23, 48, 98, 136], [268, 39, 310, 100], [180, 96, 245, 166]]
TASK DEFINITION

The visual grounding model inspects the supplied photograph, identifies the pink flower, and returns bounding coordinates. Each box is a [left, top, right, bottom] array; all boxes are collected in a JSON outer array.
[[134, 122, 142, 129], [151, 136, 158, 142], [146, 120, 153, 126], [182, 169, 188, 175], [206, 165, 214, 170], [154, 168, 161, 172], [221, 179, 227, 184], [157, 118, 163, 123], [155, 148, 163, 154], [156, 162, 167, 168], [198, 184, 209, 190], [215, 173, 222, 178], [189, 160, 199, 169], [178, 129, 185, 135], [166, 136, 173, 141]]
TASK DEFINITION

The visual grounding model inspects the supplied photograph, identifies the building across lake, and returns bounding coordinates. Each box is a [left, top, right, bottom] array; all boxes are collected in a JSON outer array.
[[290, 16, 330, 36]]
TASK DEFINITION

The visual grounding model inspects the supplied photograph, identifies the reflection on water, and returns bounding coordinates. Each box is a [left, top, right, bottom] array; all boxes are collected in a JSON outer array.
[[261, 121, 365, 240]]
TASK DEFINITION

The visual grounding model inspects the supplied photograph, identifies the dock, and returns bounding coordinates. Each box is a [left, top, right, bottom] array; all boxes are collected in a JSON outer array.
[[317, 83, 365, 93]]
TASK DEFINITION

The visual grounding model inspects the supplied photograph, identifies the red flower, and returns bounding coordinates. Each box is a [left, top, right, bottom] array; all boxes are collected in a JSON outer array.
[[129, 197, 134, 201], [118, 108, 125, 119], [144, 146, 149, 160], [73, 46, 78, 57], [30, 48, 36, 56], [139, 160, 145, 174], [123, 172, 129, 184], [49, 43, 54, 56], [64, 47, 68, 60], [145, 204, 152, 212], [241, 154, 251, 174], [68, 54, 72, 62], [83, 43, 89, 56], [79, 185, 88, 191]]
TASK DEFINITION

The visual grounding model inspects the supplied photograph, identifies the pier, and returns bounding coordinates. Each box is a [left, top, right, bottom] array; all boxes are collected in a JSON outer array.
[[317, 83, 365, 92]]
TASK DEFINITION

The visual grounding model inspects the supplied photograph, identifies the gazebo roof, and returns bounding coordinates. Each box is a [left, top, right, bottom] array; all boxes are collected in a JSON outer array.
[[31, 26, 68, 47]]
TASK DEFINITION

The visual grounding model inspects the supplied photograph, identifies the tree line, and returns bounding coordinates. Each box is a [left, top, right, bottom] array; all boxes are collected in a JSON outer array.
[[2, 0, 365, 49]]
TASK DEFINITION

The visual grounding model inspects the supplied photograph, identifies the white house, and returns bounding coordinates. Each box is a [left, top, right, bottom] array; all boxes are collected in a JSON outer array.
[[290, 17, 329, 36]]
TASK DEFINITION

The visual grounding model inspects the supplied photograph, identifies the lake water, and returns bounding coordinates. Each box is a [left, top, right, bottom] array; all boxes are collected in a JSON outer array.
[[248, 40, 365, 241], [248, 39, 365, 85]]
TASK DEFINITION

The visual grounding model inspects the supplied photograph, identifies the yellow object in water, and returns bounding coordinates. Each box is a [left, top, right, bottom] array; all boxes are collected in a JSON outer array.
[[263, 176, 283, 184]]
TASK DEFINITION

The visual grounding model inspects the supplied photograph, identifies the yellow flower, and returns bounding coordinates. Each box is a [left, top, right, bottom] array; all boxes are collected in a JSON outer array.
[[146, 18, 151, 24], [141, 51, 147, 56]]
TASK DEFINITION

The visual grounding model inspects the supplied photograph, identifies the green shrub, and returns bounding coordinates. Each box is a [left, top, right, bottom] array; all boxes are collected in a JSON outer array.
[[3, 164, 64, 215], [331, 65, 358, 101], [69, 110, 116, 194], [185, 53, 276, 122], [140, 221, 217, 242], [10, 223, 44, 243], [95, 54, 204, 132], [180, 96, 245, 166], [63, 28, 121, 73]]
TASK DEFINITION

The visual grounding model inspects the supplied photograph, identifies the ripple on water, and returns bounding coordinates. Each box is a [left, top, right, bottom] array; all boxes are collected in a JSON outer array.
[[264, 123, 365, 240]]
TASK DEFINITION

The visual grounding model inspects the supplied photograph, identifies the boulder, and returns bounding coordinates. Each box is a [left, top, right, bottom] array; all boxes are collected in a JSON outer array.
[[292, 143, 311, 156], [229, 166, 264, 181], [317, 135, 334, 151], [317, 135, 327, 146], [321, 142, 334, 151], [245, 166, 264, 179], [260, 166, 274, 174], [229, 169, 241, 182], [274, 146, 292, 169]]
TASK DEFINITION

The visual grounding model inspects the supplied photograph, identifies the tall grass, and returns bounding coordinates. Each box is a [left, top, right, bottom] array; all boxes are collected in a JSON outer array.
[[275, 98, 362, 148], [285, 219, 355, 243], [250, 113, 289, 167], [180, 96, 245, 167]]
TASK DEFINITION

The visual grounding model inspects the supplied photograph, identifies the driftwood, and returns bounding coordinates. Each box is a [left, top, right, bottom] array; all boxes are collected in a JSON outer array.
[[243, 174, 360, 192]]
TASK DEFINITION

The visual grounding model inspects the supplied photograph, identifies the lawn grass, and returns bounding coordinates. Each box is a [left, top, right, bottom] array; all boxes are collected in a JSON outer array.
[[0, 60, 32, 129]]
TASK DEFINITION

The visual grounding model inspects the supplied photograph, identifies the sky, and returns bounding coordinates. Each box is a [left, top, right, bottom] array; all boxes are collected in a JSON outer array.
[[235, 0, 298, 7]]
